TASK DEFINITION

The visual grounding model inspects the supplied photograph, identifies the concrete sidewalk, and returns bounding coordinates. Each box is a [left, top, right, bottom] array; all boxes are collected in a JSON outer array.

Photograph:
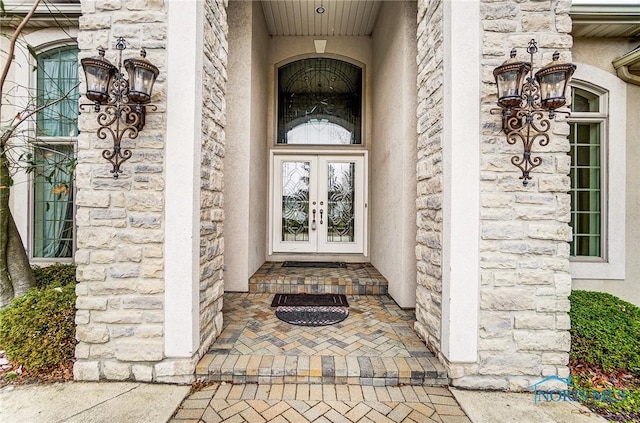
[[1, 381, 610, 423], [451, 388, 608, 423], [0, 382, 190, 423]]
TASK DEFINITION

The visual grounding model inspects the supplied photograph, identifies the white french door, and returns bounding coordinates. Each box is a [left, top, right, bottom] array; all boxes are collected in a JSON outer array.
[[272, 153, 366, 254]]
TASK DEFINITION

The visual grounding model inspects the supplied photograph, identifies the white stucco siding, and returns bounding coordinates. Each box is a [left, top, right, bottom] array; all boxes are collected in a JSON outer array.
[[370, 1, 419, 308], [571, 37, 639, 306], [224, 0, 270, 292]]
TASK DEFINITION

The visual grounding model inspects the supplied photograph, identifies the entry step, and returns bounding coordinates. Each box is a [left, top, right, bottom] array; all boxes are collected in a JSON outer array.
[[249, 262, 388, 295], [196, 354, 448, 386]]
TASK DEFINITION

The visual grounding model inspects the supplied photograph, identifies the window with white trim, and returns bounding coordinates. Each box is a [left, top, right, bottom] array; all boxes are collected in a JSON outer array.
[[568, 66, 626, 281], [568, 86, 606, 258], [32, 46, 78, 259]]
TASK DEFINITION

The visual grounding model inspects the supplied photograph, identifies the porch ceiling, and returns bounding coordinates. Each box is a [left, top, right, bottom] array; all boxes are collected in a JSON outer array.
[[260, 0, 381, 36]]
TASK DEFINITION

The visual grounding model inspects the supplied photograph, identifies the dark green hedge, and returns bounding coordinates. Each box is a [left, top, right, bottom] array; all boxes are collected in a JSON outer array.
[[33, 263, 77, 289], [0, 265, 77, 371], [569, 290, 640, 374]]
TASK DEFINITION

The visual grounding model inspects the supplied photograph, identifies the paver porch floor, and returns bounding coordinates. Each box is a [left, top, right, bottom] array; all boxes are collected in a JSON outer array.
[[196, 293, 448, 386]]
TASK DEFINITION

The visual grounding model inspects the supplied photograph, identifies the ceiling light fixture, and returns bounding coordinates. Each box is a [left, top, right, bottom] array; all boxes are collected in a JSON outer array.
[[315, 5, 325, 14]]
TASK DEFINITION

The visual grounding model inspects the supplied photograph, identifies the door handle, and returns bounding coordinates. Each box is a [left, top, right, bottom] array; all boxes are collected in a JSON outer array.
[[319, 209, 323, 224], [311, 209, 317, 230]]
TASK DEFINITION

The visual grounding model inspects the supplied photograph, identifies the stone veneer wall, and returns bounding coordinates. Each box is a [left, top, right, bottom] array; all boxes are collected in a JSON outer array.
[[414, 0, 445, 356], [198, 0, 227, 354], [74, 0, 169, 382], [74, 0, 228, 382], [415, 0, 574, 389]]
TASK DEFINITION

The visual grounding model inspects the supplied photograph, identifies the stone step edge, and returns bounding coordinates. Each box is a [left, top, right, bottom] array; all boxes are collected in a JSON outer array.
[[249, 278, 388, 286], [247, 285, 388, 295], [195, 354, 448, 387]]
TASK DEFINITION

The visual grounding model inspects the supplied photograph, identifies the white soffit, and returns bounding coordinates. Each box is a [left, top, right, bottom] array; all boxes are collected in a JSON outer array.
[[1, 0, 81, 27], [260, 0, 381, 36], [571, 3, 640, 38]]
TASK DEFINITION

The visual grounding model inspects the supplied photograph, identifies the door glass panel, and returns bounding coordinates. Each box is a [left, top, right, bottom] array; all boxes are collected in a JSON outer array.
[[281, 161, 310, 241], [326, 162, 355, 243]]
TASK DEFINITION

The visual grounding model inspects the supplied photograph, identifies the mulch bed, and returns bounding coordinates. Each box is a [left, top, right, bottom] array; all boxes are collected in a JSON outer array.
[[0, 350, 73, 387]]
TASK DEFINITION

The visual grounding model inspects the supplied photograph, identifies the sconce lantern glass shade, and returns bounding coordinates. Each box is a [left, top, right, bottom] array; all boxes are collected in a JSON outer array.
[[81, 51, 117, 104], [493, 56, 531, 108], [535, 54, 576, 110], [124, 53, 159, 104]]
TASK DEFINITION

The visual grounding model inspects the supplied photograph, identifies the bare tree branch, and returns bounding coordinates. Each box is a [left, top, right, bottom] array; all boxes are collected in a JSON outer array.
[[0, 0, 41, 105], [0, 80, 79, 147]]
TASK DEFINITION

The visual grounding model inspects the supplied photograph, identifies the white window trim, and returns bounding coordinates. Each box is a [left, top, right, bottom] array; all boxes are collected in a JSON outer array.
[[570, 64, 626, 280], [569, 83, 607, 259], [9, 28, 78, 263]]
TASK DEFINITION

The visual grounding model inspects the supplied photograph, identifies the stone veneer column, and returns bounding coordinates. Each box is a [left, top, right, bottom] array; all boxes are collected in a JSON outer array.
[[415, 0, 446, 357], [75, 0, 227, 383], [197, 0, 227, 359], [415, 0, 573, 389]]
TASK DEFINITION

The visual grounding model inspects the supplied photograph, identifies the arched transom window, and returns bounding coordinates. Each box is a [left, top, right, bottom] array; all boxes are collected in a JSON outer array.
[[277, 58, 362, 145]]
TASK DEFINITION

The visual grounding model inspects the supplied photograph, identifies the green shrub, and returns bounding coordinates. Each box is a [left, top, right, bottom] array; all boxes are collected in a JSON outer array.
[[0, 283, 77, 370], [569, 290, 640, 374], [32, 263, 77, 289]]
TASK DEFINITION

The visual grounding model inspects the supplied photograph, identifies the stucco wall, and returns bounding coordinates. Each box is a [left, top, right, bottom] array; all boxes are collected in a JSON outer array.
[[571, 37, 640, 306], [370, 1, 418, 308], [248, 2, 270, 282], [224, 1, 269, 291]]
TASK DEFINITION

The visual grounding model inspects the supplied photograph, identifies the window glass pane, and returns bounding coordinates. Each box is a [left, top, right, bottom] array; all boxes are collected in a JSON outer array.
[[569, 121, 602, 258], [575, 168, 600, 189], [326, 162, 355, 243], [571, 87, 599, 113], [574, 236, 601, 257], [32, 145, 75, 258], [575, 191, 600, 212], [575, 122, 599, 145], [281, 161, 310, 242], [277, 58, 362, 144], [37, 47, 79, 137]]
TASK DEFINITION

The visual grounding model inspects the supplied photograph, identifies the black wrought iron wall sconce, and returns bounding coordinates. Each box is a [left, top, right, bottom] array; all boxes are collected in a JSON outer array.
[[492, 39, 576, 186], [80, 37, 159, 178]]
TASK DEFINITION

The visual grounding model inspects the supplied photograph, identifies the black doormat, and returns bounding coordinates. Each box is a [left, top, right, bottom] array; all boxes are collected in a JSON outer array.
[[282, 261, 347, 268], [271, 293, 349, 307], [275, 305, 349, 326]]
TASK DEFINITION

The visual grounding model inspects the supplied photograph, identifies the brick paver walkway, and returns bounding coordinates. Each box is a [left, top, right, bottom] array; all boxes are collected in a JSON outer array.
[[196, 294, 447, 386], [179, 279, 467, 421], [170, 383, 471, 423]]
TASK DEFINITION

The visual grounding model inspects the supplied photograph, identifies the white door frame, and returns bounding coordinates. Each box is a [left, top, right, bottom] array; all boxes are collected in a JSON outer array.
[[269, 149, 368, 256]]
